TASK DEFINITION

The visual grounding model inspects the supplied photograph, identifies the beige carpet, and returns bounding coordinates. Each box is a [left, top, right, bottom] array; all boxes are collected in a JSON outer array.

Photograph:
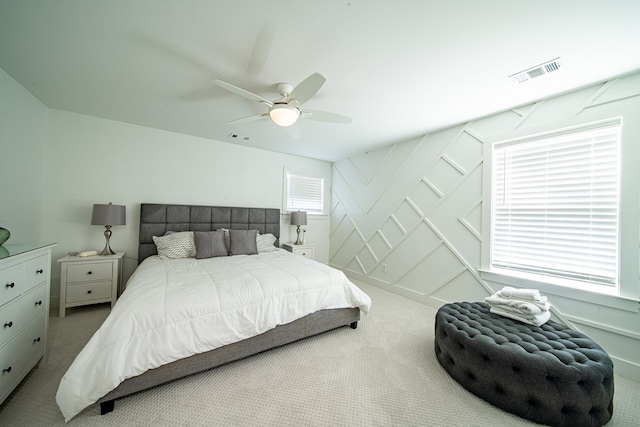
[[1, 282, 638, 426]]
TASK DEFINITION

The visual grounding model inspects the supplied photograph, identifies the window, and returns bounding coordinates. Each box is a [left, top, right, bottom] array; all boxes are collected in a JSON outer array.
[[490, 119, 621, 289], [285, 170, 325, 215]]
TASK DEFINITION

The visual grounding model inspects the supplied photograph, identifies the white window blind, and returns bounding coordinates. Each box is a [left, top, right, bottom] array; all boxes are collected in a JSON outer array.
[[286, 172, 325, 214], [491, 119, 621, 287]]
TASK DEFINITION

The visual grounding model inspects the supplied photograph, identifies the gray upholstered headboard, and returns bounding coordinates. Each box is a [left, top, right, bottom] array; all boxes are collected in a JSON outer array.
[[138, 204, 280, 264]]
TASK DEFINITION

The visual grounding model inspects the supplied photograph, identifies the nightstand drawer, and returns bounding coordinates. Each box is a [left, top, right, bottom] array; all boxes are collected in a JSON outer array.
[[66, 262, 113, 283], [66, 281, 113, 303], [292, 247, 314, 259]]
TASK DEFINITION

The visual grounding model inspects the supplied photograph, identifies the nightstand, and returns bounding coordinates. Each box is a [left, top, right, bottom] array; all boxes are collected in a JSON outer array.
[[57, 252, 124, 317], [282, 243, 315, 260]]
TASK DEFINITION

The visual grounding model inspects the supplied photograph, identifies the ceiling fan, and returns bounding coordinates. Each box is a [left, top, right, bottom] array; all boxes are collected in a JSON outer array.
[[211, 73, 352, 127]]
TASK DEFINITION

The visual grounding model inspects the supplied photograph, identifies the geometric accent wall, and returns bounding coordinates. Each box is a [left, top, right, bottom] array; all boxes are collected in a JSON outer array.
[[330, 71, 640, 381], [331, 125, 489, 306]]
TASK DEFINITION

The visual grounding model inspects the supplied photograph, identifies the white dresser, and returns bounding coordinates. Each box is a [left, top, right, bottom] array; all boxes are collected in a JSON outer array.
[[0, 243, 55, 406]]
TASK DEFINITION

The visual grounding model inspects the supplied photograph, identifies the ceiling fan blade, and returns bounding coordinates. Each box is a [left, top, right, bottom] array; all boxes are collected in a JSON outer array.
[[211, 79, 273, 106], [245, 25, 274, 76], [289, 73, 326, 105], [228, 114, 269, 125], [302, 109, 352, 124]]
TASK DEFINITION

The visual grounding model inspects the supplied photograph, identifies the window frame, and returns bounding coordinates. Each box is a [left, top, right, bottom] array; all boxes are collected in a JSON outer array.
[[490, 118, 621, 288], [282, 167, 329, 216], [480, 111, 640, 310]]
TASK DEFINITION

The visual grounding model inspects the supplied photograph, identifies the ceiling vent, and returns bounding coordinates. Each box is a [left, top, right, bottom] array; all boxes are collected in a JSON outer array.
[[510, 58, 561, 83]]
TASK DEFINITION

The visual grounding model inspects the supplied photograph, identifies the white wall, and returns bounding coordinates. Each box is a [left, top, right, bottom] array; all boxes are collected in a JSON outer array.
[[40, 110, 332, 291], [331, 71, 640, 381], [0, 68, 47, 243]]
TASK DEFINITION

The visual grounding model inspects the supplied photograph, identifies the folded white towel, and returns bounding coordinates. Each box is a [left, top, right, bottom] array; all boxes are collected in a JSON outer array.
[[497, 286, 545, 302], [490, 306, 551, 326], [484, 295, 549, 315]]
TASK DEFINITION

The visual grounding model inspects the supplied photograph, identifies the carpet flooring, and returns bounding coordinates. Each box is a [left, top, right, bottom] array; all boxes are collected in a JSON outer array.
[[0, 282, 638, 426]]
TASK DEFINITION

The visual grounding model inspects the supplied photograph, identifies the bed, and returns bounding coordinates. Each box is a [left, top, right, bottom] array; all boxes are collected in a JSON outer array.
[[56, 204, 371, 421]]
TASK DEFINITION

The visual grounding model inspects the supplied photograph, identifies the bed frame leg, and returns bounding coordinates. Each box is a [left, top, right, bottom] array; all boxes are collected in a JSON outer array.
[[350, 321, 358, 329], [100, 400, 115, 415]]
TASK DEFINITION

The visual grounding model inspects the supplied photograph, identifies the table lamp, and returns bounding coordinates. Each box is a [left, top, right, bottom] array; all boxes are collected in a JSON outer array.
[[91, 202, 126, 255], [290, 211, 307, 245]]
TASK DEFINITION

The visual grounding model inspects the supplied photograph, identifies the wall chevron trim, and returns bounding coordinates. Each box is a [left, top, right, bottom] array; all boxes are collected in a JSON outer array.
[[441, 153, 467, 175], [421, 178, 443, 198], [347, 144, 396, 185], [457, 199, 482, 241], [513, 101, 542, 130], [333, 138, 426, 215], [566, 314, 640, 341]]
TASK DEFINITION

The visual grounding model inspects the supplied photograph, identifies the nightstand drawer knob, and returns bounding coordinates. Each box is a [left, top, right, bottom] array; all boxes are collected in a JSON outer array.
[[87, 271, 93, 275], [5, 282, 15, 289], [87, 290, 92, 294], [35, 300, 43, 306], [36, 269, 44, 274], [33, 337, 41, 343], [2, 367, 12, 374], [4, 321, 13, 328]]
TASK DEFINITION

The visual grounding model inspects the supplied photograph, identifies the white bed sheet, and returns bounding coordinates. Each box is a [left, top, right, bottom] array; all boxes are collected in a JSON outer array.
[[56, 249, 371, 421]]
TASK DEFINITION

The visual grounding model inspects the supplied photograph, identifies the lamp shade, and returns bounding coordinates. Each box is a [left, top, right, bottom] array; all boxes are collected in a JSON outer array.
[[269, 104, 300, 127], [290, 211, 307, 226], [91, 203, 126, 226]]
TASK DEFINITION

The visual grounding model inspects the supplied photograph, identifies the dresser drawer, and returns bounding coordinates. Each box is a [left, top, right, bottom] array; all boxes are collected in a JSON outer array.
[[0, 284, 47, 348], [66, 281, 113, 304], [66, 262, 113, 283], [23, 254, 49, 292], [0, 263, 24, 307], [0, 313, 46, 395]]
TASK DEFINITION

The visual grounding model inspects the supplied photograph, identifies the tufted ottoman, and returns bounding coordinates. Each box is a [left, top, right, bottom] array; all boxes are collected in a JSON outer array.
[[434, 302, 614, 427]]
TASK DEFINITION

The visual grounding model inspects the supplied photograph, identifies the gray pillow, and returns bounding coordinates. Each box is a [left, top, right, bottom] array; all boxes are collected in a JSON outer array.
[[194, 230, 228, 259], [229, 229, 258, 256]]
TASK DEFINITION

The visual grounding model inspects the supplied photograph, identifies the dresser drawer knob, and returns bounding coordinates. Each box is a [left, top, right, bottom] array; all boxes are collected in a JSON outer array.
[[4, 321, 13, 328], [34, 337, 41, 343], [36, 269, 44, 274], [2, 366, 11, 374], [35, 300, 43, 306], [87, 290, 92, 294], [87, 271, 93, 275], [5, 282, 15, 289]]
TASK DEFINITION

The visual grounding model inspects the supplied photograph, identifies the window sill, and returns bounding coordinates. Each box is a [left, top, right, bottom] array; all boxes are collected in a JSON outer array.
[[479, 269, 639, 313]]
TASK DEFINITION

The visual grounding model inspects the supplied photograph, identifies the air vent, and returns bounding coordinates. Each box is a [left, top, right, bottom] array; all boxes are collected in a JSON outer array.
[[510, 58, 561, 83], [229, 133, 250, 141]]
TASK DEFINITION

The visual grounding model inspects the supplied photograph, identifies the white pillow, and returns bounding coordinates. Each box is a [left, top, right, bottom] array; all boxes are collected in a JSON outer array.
[[257, 233, 278, 252], [219, 228, 230, 252], [153, 231, 196, 259]]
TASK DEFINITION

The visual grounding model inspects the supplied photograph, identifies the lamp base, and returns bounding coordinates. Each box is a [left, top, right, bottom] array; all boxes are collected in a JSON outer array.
[[98, 246, 116, 256], [294, 225, 302, 245], [99, 225, 116, 256]]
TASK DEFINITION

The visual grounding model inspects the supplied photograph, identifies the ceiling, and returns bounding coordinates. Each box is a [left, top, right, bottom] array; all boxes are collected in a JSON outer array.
[[1, 1, 639, 162]]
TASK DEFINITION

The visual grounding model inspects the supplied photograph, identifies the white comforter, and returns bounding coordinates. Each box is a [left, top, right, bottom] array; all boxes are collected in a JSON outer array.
[[56, 250, 371, 421]]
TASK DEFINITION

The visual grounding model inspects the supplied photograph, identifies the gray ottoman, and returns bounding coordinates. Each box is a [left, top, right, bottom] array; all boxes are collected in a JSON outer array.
[[434, 302, 614, 427]]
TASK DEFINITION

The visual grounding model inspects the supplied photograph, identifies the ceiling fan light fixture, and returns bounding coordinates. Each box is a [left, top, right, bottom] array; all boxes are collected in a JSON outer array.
[[269, 104, 300, 127]]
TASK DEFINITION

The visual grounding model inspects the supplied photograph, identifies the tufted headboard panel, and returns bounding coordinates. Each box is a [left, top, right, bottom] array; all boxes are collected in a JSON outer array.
[[138, 204, 280, 264]]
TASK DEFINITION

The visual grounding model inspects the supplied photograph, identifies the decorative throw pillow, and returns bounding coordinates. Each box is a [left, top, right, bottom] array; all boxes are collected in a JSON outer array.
[[257, 233, 278, 252], [153, 231, 196, 259], [229, 229, 258, 256], [194, 230, 228, 259], [219, 228, 230, 252]]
